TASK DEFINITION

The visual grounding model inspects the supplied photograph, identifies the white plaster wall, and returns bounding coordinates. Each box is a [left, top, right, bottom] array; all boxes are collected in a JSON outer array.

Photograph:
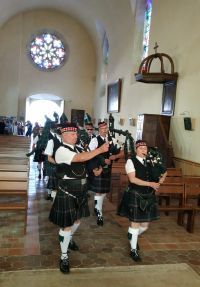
[[150, 0, 200, 162], [93, 0, 162, 142], [0, 1, 199, 163], [93, 0, 200, 163], [0, 9, 96, 120]]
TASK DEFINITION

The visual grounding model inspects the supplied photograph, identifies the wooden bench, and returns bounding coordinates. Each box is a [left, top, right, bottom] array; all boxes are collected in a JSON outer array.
[[0, 171, 28, 181], [160, 175, 200, 233], [0, 181, 28, 233], [0, 158, 29, 165], [0, 135, 30, 231], [166, 168, 182, 177], [108, 164, 126, 202], [158, 168, 183, 210], [183, 177, 200, 233], [158, 205, 194, 232], [0, 164, 28, 172], [0, 153, 27, 159], [158, 182, 195, 232]]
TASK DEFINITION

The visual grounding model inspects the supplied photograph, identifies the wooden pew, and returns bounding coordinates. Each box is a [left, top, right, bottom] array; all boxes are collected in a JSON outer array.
[[158, 168, 183, 209], [108, 162, 126, 203], [183, 177, 200, 233], [166, 168, 182, 177], [0, 153, 27, 158], [0, 136, 30, 233], [158, 182, 195, 232], [117, 172, 128, 206], [0, 158, 28, 165], [0, 164, 28, 172], [0, 181, 28, 233], [0, 171, 28, 181]]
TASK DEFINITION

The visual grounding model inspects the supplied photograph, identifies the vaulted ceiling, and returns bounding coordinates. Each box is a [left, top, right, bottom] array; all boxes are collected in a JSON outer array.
[[0, 0, 135, 52]]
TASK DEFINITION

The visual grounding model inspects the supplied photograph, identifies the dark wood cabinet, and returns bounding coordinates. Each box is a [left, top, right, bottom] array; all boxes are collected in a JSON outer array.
[[136, 114, 173, 167]]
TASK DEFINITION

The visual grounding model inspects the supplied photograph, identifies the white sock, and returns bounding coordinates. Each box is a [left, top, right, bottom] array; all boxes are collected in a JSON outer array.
[[128, 227, 139, 250], [70, 222, 80, 241], [47, 189, 51, 195], [94, 195, 102, 211], [139, 226, 148, 235], [59, 229, 71, 259], [94, 194, 106, 215], [51, 190, 57, 200]]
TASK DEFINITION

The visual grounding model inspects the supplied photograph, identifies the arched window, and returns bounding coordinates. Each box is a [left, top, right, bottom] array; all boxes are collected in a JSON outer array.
[[142, 0, 152, 59], [102, 32, 109, 65], [28, 31, 68, 71]]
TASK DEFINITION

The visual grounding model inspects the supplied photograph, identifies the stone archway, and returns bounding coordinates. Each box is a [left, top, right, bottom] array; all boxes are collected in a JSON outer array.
[[25, 93, 64, 127]]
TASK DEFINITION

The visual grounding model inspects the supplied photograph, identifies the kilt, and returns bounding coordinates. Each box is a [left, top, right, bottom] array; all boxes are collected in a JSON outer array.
[[46, 164, 58, 190], [117, 187, 160, 222], [33, 150, 45, 163], [49, 179, 90, 228], [89, 167, 111, 194]]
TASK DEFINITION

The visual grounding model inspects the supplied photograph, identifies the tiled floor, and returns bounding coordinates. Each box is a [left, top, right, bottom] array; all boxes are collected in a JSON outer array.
[[0, 159, 200, 275]]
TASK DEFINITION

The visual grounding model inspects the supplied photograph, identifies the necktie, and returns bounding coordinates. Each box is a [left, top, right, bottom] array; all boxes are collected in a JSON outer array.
[[143, 159, 146, 166]]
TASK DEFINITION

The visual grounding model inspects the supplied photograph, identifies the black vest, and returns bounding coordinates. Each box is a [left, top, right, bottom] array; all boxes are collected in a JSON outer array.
[[97, 135, 109, 159], [56, 144, 86, 179], [53, 137, 62, 160], [129, 157, 153, 193]]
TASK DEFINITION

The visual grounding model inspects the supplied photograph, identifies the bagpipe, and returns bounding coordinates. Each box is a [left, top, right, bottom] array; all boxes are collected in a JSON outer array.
[[79, 113, 136, 175], [145, 146, 167, 182]]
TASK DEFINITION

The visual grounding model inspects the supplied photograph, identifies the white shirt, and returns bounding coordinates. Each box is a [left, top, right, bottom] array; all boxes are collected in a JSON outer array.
[[89, 135, 106, 151], [44, 134, 61, 156], [89, 135, 119, 151], [55, 143, 76, 165], [125, 156, 146, 174]]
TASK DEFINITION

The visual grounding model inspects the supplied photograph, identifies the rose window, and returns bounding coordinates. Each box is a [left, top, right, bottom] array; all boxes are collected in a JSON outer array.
[[29, 32, 67, 71]]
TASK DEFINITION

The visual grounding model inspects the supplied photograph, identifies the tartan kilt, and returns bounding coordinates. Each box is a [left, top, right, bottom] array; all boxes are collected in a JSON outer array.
[[89, 168, 111, 194], [49, 179, 90, 228], [46, 164, 58, 190], [47, 176, 58, 190], [117, 187, 160, 222], [33, 150, 45, 163]]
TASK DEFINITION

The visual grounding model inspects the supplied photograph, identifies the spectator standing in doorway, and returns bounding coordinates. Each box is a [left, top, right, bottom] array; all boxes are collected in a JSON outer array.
[[32, 122, 40, 139], [25, 120, 32, 137]]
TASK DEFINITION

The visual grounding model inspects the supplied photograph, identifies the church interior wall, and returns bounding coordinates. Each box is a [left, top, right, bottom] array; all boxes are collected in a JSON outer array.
[[0, 9, 96, 121], [93, 0, 200, 165], [0, 0, 199, 167]]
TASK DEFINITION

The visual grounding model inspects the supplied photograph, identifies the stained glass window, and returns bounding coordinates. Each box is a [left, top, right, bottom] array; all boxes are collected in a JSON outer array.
[[28, 32, 67, 71], [142, 0, 152, 59], [102, 32, 109, 65]]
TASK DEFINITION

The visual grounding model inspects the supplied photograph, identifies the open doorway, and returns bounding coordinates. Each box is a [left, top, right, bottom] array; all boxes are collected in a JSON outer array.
[[25, 94, 64, 127]]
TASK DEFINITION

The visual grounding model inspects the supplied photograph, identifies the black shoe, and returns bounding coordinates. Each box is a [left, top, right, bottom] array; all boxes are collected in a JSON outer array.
[[59, 258, 70, 274], [97, 213, 104, 226], [38, 174, 41, 179], [46, 194, 52, 201], [69, 240, 79, 251], [130, 249, 141, 262]]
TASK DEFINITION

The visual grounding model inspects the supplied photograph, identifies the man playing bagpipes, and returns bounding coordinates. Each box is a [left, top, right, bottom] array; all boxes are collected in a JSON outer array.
[[87, 121, 123, 226]]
